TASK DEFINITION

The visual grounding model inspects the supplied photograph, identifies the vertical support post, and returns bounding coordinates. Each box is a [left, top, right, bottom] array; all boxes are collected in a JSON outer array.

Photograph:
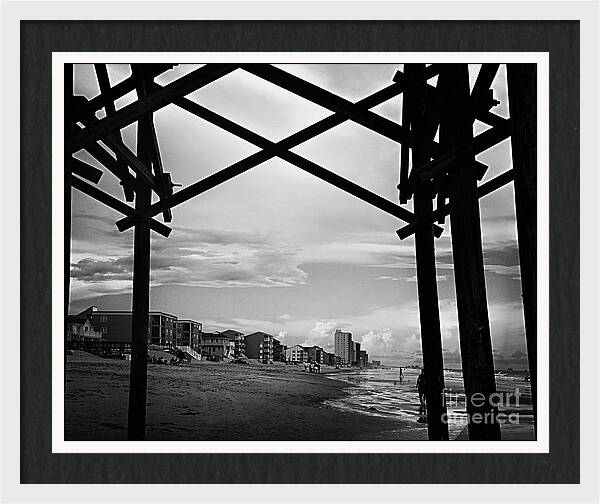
[[506, 64, 537, 433], [439, 64, 501, 440], [64, 64, 73, 363], [408, 64, 449, 440], [127, 118, 152, 440]]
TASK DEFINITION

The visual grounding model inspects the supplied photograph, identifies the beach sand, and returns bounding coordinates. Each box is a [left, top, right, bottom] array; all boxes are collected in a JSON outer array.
[[65, 353, 411, 441]]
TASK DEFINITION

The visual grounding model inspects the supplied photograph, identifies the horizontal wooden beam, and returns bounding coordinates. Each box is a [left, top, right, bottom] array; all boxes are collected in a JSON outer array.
[[242, 64, 441, 157], [70, 175, 171, 237], [66, 63, 238, 154], [114, 80, 416, 232], [396, 168, 514, 240]]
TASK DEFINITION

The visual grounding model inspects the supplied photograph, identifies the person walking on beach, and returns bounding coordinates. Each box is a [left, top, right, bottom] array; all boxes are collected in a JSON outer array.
[[417, 369, 426, 413], [398, 367, 404, 382]]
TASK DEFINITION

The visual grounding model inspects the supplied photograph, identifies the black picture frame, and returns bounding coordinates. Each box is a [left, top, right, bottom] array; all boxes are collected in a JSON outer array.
[[21, 20, 579, 484]]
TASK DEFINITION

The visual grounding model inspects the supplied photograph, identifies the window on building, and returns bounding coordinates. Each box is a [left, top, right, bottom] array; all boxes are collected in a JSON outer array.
[[100, 315, 107, 322], [102, 327, 107, 333]]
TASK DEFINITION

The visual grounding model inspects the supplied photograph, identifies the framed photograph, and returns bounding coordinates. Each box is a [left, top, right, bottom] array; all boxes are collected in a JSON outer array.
[[2, 1, 598, 502]]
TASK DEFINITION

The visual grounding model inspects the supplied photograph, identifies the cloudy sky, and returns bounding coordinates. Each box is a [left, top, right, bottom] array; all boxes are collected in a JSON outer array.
[[69, 63, 528, 368]]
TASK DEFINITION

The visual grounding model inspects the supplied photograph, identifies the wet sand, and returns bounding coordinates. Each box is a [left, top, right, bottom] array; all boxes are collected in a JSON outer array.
[[324, 367, 535, 440], [65, 353, 411, 441]]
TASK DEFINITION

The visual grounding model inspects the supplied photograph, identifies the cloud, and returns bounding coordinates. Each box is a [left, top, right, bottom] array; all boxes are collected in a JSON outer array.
[[301, 321, 340, 349], [360, 329, 422, 357], [71, 256, 133, 282], [71, 227, 308, 290], [404, 275, 447, 283]]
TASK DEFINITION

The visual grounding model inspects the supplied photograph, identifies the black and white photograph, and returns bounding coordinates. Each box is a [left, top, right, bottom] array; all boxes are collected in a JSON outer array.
[[62, 59, 540, 444], [3, 1, 598, 499]]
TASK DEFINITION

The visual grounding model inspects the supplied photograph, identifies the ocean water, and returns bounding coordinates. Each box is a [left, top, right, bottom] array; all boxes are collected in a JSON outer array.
[[323, 367, 535, 440]]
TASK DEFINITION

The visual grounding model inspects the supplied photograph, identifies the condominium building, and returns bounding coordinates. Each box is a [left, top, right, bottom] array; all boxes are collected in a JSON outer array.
[[322, 351, 341, 366], [307, 345, 324, 364], [353, 342, 361, 366], [334, 329, 353, 365], [175, 319, 202, 349], [201, 332, 232, 360], [220, 329, 246, 357], [245, 332, 274, 364], [359, 349, 369, 368], [285, 344, 309, 363], [86, 306, 177, 347], [272, 338, 286, 362]]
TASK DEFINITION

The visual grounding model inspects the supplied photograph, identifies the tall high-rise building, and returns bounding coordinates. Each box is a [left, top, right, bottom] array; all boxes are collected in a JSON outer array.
[[334, 329, 353, 365], [354, 341, 361, 366]]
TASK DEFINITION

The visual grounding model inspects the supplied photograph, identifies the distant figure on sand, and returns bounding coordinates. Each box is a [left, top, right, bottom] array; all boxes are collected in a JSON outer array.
[[398, 367, 404, 382], [416, 369, 426, 412]]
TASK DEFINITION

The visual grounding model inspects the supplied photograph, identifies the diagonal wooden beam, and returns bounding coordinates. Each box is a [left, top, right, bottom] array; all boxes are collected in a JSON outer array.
[[242, 64, 441, 157], [70, 158, 103, 184], [115, 83, 442, 236], [115, 81, 407, 232], [72, 99, 158, 197], [93, 64, 139, 201], [66, 63, 239, 154], [471, 64, 500, 99], [150, 95, 442, 233], [74, 64, 176, 123], [131, 64, 173, 222], [80, 136, 137, 201], [409, 116, 511, 185], [70, 174, 171, 237], [396, 168, 514, 240]]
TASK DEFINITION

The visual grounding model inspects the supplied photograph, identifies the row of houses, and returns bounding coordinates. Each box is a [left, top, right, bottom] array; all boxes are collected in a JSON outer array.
[[66, 307, 285, 364]]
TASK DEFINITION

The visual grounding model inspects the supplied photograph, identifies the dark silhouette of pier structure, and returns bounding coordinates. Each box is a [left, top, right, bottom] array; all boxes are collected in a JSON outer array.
[[65, 62, 536, 441]]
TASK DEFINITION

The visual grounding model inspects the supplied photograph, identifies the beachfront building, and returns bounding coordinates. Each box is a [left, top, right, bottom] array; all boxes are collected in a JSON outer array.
[[334, 329, 353, 365], [322, 351, 341, 366], [175, 319, 202, 349], [353, 342, 361, 366], [86, 306, 178, 347], [307, 345, 324, 364], [359, 350, 369, 368], [272, 338, 286, 362], [220, 329, 246, 357], [285, 344, 309, 363], [200, 332, 232, 360], [245, 332, 274, 364], [66, 314, 103, 342]]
